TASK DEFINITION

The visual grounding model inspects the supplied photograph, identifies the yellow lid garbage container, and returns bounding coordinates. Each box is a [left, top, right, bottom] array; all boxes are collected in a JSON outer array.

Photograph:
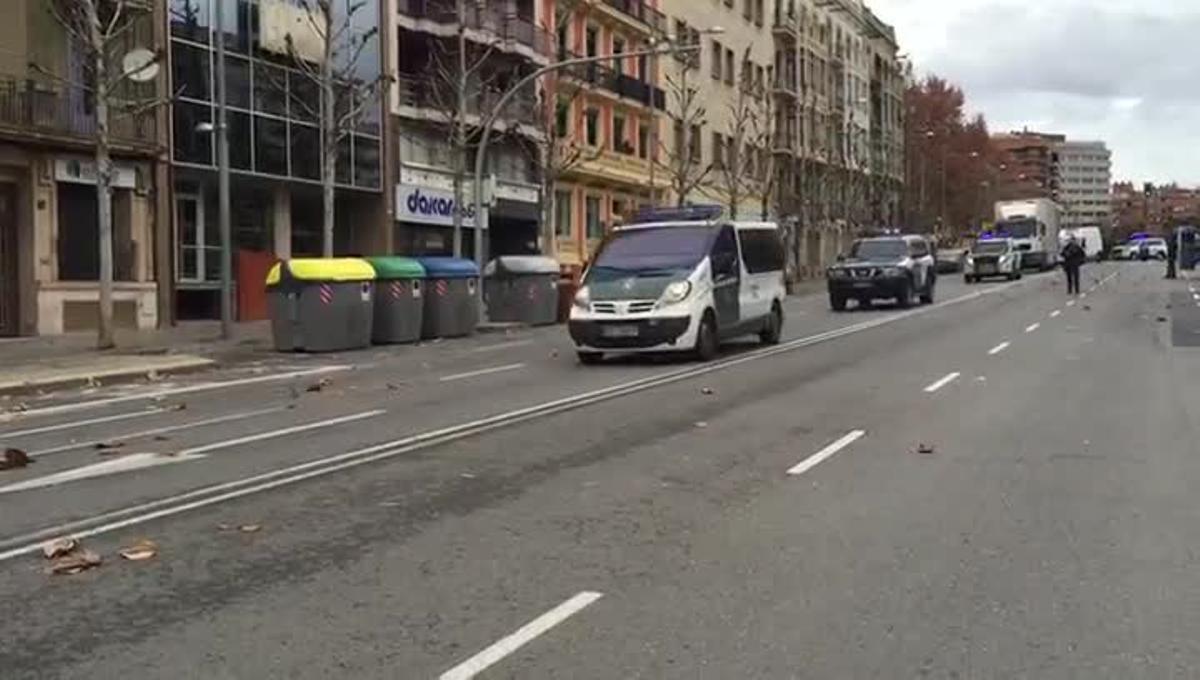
[[265, 258, 375, 352]]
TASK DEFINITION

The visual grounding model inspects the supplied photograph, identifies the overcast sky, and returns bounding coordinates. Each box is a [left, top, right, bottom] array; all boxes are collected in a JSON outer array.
[[869, 0, 1198, 186]]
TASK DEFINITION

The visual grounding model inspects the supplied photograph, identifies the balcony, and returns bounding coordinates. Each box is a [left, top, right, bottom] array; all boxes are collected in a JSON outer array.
[[0, 76, 156, 149], [599, 0, 666, 33], [563, 57, 666, 110], [397, 0, 554, 58], [396, 75, 538, 123]]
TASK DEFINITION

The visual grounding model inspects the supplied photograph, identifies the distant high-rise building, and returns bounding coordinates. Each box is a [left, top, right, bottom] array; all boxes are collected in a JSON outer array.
[[1057, 141, 1112, 231]]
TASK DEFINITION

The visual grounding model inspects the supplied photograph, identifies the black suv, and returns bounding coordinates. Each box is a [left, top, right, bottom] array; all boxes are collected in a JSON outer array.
[[826, 235, 937, 311]]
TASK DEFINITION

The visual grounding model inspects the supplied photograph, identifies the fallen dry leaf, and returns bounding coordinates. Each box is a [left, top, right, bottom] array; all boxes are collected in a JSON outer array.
[[93, 441, 125, 452], [146, 369, 162, 382], [46, 549, 102, 575], [1157, 316, 1169, 323], [916, 443, 936, 455], [700, 387, 715, 396], [695, 421, 708, 428], [153, 435, 171, 442], [306, 378, 332, 393], [166, 403, 188, 412], [238, 524, 262, 533], [42, 537, 78, 559], [0, 448, 30, 470], [217, 523, 234, 532], [119, 539, 158, 561], [84, 376, 101, 388]]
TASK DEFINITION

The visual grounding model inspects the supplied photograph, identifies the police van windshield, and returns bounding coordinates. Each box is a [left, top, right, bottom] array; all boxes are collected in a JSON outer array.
[[973, 241, 1009, 255], [587, 226, 716, 282]]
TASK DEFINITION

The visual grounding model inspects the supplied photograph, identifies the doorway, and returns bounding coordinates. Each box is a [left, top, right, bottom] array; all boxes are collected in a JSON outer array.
[[0, 183, 18, 336]]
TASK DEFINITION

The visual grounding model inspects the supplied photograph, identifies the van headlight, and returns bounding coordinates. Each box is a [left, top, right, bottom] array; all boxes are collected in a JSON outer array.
[[660, 280, 692, 306], [573, 285, 590, 310]]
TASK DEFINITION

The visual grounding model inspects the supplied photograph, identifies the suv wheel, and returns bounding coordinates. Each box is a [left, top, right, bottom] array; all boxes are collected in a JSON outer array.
[[577, 351, 603, 365], [760, 304, 783, 345], [694, 311, 719, 362], [830, 293, 848, 312], [897, 279, 914, 309], [920, 280, 935, 305]]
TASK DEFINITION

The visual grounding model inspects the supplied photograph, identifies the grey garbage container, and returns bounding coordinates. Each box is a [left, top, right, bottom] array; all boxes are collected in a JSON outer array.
[[415, 257, 480, 339], [266, 258, 375, 352], [366, 256, 426, 345], [484, 256, 561, 325]]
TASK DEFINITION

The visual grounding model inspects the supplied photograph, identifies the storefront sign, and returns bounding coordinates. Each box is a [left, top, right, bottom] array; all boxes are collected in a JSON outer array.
[[395, 184, 483, 229], [55, 158, 136, 189]]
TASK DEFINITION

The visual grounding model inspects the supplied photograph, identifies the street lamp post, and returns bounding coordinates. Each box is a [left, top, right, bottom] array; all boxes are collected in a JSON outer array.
[[213, 0, 232, 339], [470, 38, 713, 276]]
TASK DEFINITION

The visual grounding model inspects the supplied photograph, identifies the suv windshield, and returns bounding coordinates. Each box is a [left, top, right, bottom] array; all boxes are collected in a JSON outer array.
[[850, 239, 907, 260], [587, 226, 716, 282], [973, 241, 1009, 255]]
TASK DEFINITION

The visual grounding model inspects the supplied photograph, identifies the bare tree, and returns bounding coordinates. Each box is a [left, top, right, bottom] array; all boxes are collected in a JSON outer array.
[[657, 53, 710, 207], [712, 51, 761, 220], [752, 81, 778, 221], [282, 0, 388, 257], [45, 0, 162, 349]]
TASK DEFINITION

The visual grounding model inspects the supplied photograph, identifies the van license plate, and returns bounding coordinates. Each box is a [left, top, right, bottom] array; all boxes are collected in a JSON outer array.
[[602, 324, 639, 338]]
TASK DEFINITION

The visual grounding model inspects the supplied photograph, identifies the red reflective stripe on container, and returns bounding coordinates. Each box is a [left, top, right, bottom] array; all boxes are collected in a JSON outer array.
[[435, 280, 449, 297], [318, 284, 333, 305], [390, 281, 405, 299]]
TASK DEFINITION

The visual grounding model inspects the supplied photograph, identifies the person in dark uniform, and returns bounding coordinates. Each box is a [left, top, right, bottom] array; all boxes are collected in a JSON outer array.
[[1167, 231, 1178, 279], [1061, 237, 1086, 295]]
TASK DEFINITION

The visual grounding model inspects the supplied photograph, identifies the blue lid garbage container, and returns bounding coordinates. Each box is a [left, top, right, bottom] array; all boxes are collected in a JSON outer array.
[[366, 257, 426, 345], [415, 257, 479, 339], [483, 256, 560, 325], [266, 258, 375, 352]]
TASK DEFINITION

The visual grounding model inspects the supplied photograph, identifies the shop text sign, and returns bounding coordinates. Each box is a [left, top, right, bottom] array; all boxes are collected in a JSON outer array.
[[395, 184, 480, 228]]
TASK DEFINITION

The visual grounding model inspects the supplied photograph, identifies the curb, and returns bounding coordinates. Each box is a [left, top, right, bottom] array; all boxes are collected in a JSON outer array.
[[0, 355, 216, 398]]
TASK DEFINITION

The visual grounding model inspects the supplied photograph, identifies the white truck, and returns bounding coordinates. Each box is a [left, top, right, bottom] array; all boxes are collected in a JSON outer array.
[[993, 199, 1062, 270]]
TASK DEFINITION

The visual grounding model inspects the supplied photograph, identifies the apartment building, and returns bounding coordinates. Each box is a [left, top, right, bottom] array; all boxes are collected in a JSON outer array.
[[658, 0, 773, 219], [1056, 140, 1111, 231], [1112, 181, 1200, 238], [992, 129, 1064, 201], [167, 0, 387, 321], [391, 0, 550, 261], [0, 0, 169, 336], [548, 0, 667, 267]]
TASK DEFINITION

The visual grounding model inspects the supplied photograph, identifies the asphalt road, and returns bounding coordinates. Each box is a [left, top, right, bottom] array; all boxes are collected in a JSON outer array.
[[3, 261, 1199, 678]]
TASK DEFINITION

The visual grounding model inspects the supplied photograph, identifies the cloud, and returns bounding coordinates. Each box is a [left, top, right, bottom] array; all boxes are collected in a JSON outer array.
[[870, 0, 1200, 184]]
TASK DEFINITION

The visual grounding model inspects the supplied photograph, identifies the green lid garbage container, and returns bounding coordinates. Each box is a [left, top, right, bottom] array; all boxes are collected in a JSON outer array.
[[415, 257, 479, 339], [366, 256, 425, 345], [266, 258, 375, 352], [483, 256, 560, 326]]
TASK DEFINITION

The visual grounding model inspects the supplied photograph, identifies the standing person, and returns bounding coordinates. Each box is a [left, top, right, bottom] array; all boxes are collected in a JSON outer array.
[[1061, 236, 1086, 295], [1167, 230, 1178, 279]]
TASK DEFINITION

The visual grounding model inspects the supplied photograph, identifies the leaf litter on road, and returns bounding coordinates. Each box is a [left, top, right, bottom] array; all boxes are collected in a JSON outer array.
[[1, 447, 30, 470], [119, 539, 158, 561], [93, 441, 126, 453], [306, 378, 332, 393], [41, 537, 102, 575], [42, 537, 77, 559]]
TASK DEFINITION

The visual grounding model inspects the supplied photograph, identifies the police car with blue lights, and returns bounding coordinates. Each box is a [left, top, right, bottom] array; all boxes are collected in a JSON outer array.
[[964, 235, 1023, 283], [568, 205, 787, 364]]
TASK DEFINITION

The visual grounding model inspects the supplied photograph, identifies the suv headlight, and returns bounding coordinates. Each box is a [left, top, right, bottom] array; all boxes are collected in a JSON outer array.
[[573, 285, 591, 310], [659, 280, 692, 305], [881, 266, 903, 277], [965, 255, 975, 267], [828, 268, 848, 279]]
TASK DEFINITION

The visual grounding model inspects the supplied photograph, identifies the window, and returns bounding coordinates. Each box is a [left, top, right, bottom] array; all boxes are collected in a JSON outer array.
[[555, 190, 573, 237], [739, 229, 785, 273], [173, 101, 212, 164], [254, 115, 287, 175], [557, 22, 569, 58], [712, 132, 725, 169], [638, 121, 650, 160], [228, 111, 251, 170], [744, 0, 753, 21], [755, 0, 765, 25], [586, 195, 603, 239], [908, 238, 930, 257], [585, 108, 600, 146], [586, 25, 598, 58], [711, 225, 739, 278], [172, 42, 210, 101], [712, 40, 722, 80], [224, 55, 250, 109], [613, 114, 627, 153], [673, 19, 689, 63], [613, 37, 626, 77], [744, 142, 756, 177], [555, 99, 570, 137], [725, 49, 734, 85], [690, 124, 702, 163]]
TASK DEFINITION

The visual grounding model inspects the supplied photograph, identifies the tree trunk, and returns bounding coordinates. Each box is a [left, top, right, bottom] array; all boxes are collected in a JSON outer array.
[[89, 1, 114, 349], [542, 177, 556, 257], [320, 8, 335, 257]]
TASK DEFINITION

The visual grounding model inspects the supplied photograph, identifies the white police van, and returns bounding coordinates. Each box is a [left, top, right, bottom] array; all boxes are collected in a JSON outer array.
[[568, 205, 787, 364]]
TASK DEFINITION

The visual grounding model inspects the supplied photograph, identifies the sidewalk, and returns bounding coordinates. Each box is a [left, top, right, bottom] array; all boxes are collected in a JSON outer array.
[[0, 321, 273, 396]]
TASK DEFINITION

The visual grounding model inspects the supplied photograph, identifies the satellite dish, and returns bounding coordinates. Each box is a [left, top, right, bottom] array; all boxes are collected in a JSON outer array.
[[122, 48, 159, 83]]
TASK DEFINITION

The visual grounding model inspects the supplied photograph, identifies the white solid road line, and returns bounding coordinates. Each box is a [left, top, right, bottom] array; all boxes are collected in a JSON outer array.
[[923, 372, 961, 394], [1050, 310, 1062, 318], [1025, 323, 1041, 333], [0, 284, 1020, 562], [29, 407, 288, 457], [440, 363, 527, 383], [439, 591, 604, 680], [787, 430, 866, 476], [988, 341, 1011, 356], [0, 366, 349, 421], [2, 408, 164, 438], [2, 410, 384, 496], [0, 453, 200, 495]]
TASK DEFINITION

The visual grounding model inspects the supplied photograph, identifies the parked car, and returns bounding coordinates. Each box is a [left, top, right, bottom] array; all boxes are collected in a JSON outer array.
[[827, 235, 937, 311], [964, 238, 1023, 282], [568, 205, 787, 364], [1138, 237, 1169, 260], [935, 246, 968, 273]]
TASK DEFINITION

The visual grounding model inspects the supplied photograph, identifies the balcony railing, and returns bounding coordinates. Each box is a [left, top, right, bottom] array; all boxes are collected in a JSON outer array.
[[396, 75, 539, 122], [0, 76, 156, 147], [600, 0, 667, 33], [562, 57, 665, 110], [398, 0, 554, 57]]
